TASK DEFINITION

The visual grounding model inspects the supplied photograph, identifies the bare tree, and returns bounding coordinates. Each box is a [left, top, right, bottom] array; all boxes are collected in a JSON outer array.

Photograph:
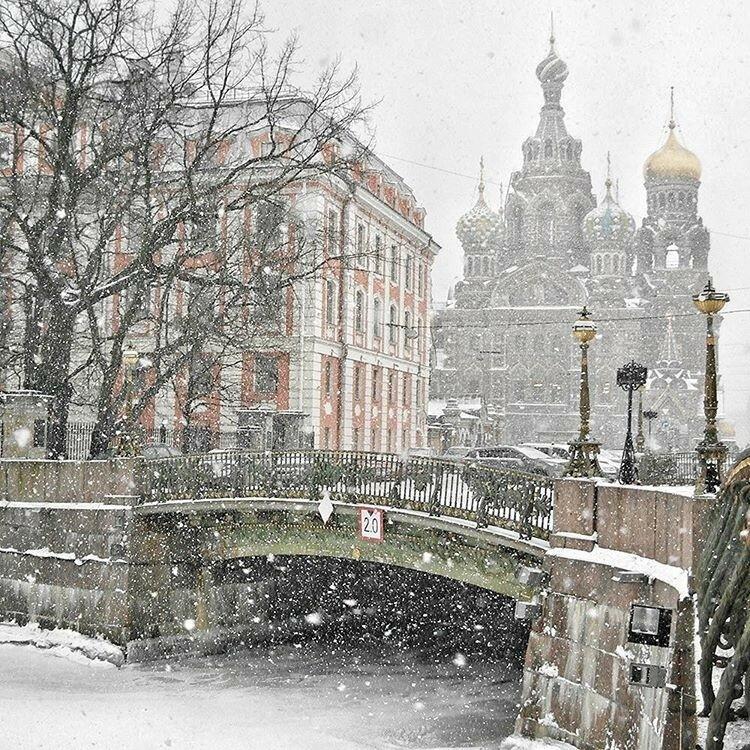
[[0, 0, 370, 456]]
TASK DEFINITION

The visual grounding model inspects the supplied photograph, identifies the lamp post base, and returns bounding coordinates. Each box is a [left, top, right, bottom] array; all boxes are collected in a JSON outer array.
[[695, 440, 728, 496], [564, 439, 604, 478]]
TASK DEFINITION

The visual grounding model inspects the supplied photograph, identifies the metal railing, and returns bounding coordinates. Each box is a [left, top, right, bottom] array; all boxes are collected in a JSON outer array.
[[139, 450, 555, 540], [639, 448, 740, 486]]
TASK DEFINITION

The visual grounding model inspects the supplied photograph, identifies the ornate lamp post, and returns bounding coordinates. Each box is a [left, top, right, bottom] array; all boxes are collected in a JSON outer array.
[[643, 409, 658, 450], [616, 360, 648, 484], [118, 344, 140, 456], [564, 306, 602, 478], [692, 277, 729, 495]]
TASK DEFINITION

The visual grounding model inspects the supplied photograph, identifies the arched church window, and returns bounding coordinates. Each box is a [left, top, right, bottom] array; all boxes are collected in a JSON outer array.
[[595, 255, 603, 275], [677, 192, 685, 207], [604, 255, 612, 275], [658, 193, 666, 208], [537, 208, 554, 250], [566, 143, 574, 161], [544, 139, 554, 158], [665, 247, 680, 269]]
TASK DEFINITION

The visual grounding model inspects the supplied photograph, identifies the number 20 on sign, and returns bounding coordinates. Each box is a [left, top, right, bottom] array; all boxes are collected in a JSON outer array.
[[357, 507, 384, 543]]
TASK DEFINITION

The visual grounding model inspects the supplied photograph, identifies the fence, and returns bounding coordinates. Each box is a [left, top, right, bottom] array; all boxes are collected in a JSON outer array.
[[64, 422, 241, 460], [639, 448, 740, 486], [138, 450, 555, 540]]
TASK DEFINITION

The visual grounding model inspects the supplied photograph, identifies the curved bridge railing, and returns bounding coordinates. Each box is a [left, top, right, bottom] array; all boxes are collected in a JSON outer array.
[[139, 450, 555, 540]]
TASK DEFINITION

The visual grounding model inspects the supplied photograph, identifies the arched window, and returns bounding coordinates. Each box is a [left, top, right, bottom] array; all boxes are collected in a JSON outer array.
[[677, 192, 685, 207], [325, 279, 336, 326], [373, 298, 382, 338], [604, 255, 612, 275], [658, 193, 666, 208], [537, 206, 554, 249], [404, 310, 412, 348], [388, 305, 398, 345], [544, 139, 554, 158], [354, 290, 365, 332], [665, 247, 680, 269], [595, 255, 603, 275], [323, 360, 332, 395]]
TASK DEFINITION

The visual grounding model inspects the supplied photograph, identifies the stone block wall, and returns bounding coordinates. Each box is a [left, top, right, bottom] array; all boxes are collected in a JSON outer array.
[[0, 459, 140, 644], [516, 479, 701, 750]]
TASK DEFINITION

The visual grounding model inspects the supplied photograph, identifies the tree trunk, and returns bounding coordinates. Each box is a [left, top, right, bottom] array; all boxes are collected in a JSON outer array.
[[32, 303, 76, 458], [706, 613, 750, 750], [699, 549, 750, 713]]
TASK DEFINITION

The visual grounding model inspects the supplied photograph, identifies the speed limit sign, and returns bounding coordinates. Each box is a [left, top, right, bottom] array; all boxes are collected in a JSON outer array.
[[357, 507, 384, 543]]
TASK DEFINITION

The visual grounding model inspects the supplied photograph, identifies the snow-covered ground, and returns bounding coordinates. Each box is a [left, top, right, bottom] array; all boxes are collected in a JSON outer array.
[[0, 628, 522, 750]]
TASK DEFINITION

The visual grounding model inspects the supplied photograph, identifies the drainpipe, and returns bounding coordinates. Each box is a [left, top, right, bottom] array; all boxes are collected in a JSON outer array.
[[335, 188, 355, 449]]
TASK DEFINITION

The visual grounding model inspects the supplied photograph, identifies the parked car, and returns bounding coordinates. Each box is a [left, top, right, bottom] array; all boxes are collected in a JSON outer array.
[[141, 443, 182, 459], [442, 446, 472, 460], [521, 442, 570, 460], [453, 445, 564, 477]]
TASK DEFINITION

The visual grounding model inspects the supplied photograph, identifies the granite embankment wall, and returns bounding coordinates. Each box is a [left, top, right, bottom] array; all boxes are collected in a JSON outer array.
[[0, 459, 139, 643], [516, 479, 710, 750]]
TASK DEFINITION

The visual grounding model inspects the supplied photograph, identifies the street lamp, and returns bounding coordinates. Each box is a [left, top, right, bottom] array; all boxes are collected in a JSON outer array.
[[119, 344, 140, 456], [564, 306, 603, 478], [616, 360, 648, 485], [692, 277, 730, 495], [643, 409, 658, 450]]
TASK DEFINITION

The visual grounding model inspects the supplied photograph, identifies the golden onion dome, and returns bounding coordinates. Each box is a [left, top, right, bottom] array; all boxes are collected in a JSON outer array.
[[644, 124, 701, 181]]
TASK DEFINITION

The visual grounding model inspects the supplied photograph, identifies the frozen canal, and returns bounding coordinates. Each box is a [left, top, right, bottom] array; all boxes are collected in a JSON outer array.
[[0, 641, 522, 749]]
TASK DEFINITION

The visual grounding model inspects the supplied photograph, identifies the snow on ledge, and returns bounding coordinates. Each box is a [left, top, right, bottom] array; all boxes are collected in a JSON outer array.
[[547, 544, 690, 598], [0, 622, 124, 666], [500, 735, 578, 750]]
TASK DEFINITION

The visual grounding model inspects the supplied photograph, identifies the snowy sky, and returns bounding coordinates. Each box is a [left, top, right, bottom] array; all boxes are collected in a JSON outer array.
[[246, 1, 750, 438]]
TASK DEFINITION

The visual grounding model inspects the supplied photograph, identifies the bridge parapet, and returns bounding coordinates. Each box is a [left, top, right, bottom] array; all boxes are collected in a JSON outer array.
[[139, 450, 555, 540], [516, 478, 708, 750]]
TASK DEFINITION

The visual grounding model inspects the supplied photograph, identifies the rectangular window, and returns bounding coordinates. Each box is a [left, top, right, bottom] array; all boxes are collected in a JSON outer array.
[[388, 371, 395, 403], [327, 209, 338, 254], [353, 365, 362, 401], [415, 380, 422, 407], [374, 234, 383, 274], [389, 246, 399, 283], [254, 354, 279, 395], [356, 222, 366, 268], [417, 261, 424, 296], [402, 374, 409, 406], [388, 306, 398, 346], [189, 353, 215, 397], [371, 366, 380, 400], [325, 279, 336, 327], [405, 254, 413, 290]]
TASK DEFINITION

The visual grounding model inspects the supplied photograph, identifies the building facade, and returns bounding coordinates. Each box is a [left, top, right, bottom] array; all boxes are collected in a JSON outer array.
[[0, 95, 439, 456], [431, 33, 711, 451]]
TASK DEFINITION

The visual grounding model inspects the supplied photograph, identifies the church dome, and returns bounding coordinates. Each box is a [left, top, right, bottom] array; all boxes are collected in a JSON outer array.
[[535, 45, 568, 88], [583, 177, 635, 245], [456, 161, 503, 251], [644, 125, 701, 181]]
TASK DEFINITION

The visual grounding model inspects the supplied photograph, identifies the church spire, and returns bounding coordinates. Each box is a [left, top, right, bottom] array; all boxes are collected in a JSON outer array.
[[478, 155, 485, 201]]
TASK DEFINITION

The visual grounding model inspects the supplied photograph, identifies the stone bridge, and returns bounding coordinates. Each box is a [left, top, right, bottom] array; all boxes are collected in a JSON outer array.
[[0, 449, 731, 750]]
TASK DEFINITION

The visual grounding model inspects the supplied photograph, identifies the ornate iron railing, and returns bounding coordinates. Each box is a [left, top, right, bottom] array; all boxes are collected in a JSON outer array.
[[139, 450, 555, 540], [639, 448, 739, 486]]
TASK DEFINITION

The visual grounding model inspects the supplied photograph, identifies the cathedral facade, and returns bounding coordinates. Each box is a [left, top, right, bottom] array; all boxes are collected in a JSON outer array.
[[431, 33, 711, 451]]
